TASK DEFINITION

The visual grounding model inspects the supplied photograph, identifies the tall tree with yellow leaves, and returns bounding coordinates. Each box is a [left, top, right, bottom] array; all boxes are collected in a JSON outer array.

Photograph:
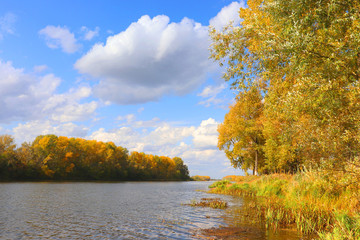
[[218, 87, 265, 175], [211, 0, 360, 175]]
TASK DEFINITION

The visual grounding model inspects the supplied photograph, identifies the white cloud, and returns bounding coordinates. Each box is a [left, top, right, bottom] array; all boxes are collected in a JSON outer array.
[[39, 25, 80, 53], [89, 127, 143, 151], [192, 118, 219, 149], [75, 15, 216, 104], [44, 86, 98, 123], [0, 13, 16, 40], [209, 1, 246, 31], [90, 117, 219, 156], [81, 26, 100, 41], [181, 149, 221, 164], [198, 84, 226, 98], [89, 121, 195, 154], [0, 60, 97, 124], [117, 114, 136, 123], [13, 121, 89, 143], [198, 83, 229, 107], [116, 114, 163, 128], [0, 61, 59, 123], [180, 148, 241, 178], [88, 117, 232, 178], [132, 118, 163, 128], [144, 124, 195, 149]]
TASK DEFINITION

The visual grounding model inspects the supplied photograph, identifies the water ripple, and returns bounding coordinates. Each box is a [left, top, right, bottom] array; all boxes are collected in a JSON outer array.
[[0, 182, 227, 239]]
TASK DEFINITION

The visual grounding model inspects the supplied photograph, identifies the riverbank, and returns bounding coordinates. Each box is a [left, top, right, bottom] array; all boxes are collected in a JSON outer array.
[[206, 172, 360, 239]]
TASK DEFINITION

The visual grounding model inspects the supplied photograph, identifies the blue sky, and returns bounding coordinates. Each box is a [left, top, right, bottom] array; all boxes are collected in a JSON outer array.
[[0, 0, 247, 178]]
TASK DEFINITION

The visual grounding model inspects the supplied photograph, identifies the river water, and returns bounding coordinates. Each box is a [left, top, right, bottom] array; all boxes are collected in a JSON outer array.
[[0, 181, 304, 239]]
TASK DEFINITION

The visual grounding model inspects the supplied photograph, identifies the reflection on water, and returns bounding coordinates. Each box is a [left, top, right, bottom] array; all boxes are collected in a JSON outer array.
[[0, 182, 226, 239], [0, 182, 308, 239], [214, 196, 315, 240]]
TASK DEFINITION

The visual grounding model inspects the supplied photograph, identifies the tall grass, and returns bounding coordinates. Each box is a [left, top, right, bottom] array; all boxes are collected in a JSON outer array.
[[209, 172, 360, 239]]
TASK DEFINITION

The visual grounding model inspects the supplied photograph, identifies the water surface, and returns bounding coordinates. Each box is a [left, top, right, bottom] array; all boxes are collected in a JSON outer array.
[[0, 181, 305, 239], [0, 181, 228, 239]]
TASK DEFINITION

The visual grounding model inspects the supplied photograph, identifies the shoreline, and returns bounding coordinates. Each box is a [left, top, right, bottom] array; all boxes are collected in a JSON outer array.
[[0, 179, 192, 183], [202, 173, 360, 240], [194, 194, 310, 240]]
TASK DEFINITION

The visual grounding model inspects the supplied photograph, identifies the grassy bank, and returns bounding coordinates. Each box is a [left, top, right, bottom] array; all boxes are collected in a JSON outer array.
[[209, 172, 360, 239]]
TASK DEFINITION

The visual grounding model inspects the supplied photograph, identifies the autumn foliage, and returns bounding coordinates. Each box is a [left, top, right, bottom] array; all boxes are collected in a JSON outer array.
[[0, 134, 190, 181], [211, 0, 360, 178], [191, 175, 211, 181]]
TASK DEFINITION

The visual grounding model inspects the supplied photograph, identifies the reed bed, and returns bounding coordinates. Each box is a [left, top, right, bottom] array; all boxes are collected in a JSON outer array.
[[188, 198, 228, 209], [209, 172, 360, 239]]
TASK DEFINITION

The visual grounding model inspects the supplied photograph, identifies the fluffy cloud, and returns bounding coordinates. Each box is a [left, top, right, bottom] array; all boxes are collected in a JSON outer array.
[[90, 118, 217, 155], [0, 61, 59, 123], [0, 13, 16, 40], [192, 118, 219, 149], [81, 26, 100, 40], [89, 122, 195, 154], [209, 1, 246, 31], [88, 117, 237, 178], [0, 60, 97, 124], [13, 121, 89, 143], [75, 15, 215, 104], [88, 127, 143, 151], [144, 124, 195, 150], [39, 25, 80, 53], [43, 86, 98, 122]]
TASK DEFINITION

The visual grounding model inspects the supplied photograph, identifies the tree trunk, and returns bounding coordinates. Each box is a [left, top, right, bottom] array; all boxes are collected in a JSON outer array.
[[254, 150, 258, 176]]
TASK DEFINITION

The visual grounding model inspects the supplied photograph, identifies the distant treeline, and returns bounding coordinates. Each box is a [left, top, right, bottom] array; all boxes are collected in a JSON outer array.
[[0, 134, 190, 181], [191, 175, 211, 181]]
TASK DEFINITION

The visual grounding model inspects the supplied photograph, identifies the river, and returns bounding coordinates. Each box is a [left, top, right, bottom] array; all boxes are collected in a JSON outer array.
[[0, 181, 305, 239]]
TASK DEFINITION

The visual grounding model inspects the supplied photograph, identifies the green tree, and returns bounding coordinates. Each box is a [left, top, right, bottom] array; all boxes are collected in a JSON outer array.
[[0, 135, 17, 179], [173, 157, 190, 180], [15, 142, 40, 179]]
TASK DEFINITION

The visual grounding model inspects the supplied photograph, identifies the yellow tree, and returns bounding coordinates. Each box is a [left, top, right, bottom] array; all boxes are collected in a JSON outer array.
[[0, 135, 16, 161], [218, 87, 265, 175], [211, 0, 360, 175], [31, 135, 59, 178]]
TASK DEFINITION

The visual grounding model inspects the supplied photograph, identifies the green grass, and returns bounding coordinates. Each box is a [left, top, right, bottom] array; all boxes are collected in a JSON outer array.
[[209, 172, 360, 239]]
